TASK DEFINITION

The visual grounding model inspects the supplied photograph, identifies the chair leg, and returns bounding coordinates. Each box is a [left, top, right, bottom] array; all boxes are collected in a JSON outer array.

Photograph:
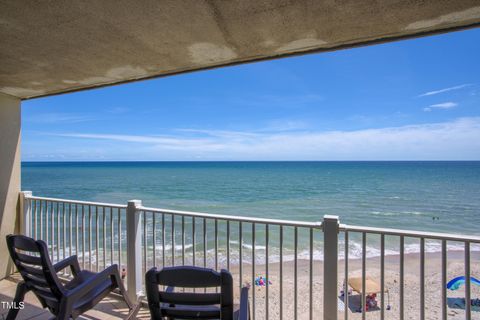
[[6, 281, 27, 320], [112, 271, 134, 309], [125, 302, 142, 320], [56, 300, 72, 320]]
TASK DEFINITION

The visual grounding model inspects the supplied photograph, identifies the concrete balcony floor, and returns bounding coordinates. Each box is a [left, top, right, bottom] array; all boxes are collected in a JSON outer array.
[[0, 274, 150, 319]]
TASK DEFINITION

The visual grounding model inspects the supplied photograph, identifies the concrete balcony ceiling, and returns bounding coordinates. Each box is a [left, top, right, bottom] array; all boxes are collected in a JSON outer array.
[[1, 0, 480, 100]]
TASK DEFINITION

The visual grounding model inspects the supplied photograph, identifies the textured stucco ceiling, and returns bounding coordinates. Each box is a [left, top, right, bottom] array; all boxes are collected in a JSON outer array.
[[1, 0, 480, 100]]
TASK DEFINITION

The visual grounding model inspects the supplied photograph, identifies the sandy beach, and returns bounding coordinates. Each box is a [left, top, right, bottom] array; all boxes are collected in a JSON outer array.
[[227, 251, 480, 320]]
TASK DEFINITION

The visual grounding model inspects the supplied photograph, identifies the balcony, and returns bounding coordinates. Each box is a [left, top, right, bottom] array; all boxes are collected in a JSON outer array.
[[4, 191, 479, 320]]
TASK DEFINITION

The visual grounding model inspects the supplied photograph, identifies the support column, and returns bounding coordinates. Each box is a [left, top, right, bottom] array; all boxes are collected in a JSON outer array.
[[323, 215, 339, 320], [0, 92, 21, 279], [126, 200, 142, 301]]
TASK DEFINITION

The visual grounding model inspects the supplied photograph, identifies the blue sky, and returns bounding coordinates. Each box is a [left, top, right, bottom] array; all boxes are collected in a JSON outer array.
[[23, 28, 480, 161]]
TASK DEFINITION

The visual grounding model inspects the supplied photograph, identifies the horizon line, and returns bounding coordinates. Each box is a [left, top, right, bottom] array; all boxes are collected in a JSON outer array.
[[21, 160, 480, 163]]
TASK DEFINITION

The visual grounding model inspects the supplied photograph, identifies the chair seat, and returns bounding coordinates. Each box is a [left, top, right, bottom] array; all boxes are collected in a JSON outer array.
[[64, 270, 99, 290], [65, 270, 114, 314]]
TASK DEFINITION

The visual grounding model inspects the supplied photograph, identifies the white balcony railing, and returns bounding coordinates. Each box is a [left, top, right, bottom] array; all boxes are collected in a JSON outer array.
[[19, 191, 480, 320]]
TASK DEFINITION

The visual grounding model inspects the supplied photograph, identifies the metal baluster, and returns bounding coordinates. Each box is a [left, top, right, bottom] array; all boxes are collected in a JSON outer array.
[[118, 208, 122, 270], [227, 220, 230, 271], [153, 212, 156, 267], [56, 202, 62, 261], [239, 222, 243, 293], [143, 211, 147, 275], [110, 207, 114, 265], [50, 201, 54, 260], [279, 225, 283, 320], [89, 206, 92, 270], [266, 224, 269, 320], [380, 234, 385, 320], [441, 240, 447, 320], [215, 219, 218, 271], [309, 227, 313, 320], [465, 242, 471, 320], [294, 226, 298, 320], [82, 205, 85, 270], [69, 203, 73, 259], [95, 206, 99, 272], [45, 201, 53, 260], [182, 215, 185, 266], [362, 232, 366, 320], [162, 213, 166, 267], [172, 214, 176, 266], [252, 223, 256, 320], [203, 218, 207, 293], [33, 200, 37, 239], [400, 236, 404, 320], [420, 238, 425, 320], [56, 202, 60, 262], [192, 217, 196, 266], [63, 203, 67, 274], [345, 231, 349, 320], [62, 202, 66, 264], [103, 206, 106, 269], [39, 200, 44, 240], [75, 204, 78, 259]]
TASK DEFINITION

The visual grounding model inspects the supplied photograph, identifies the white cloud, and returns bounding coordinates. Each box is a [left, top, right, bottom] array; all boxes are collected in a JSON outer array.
[[56, 133, 224, 150], [418, 84, 471, 97], [24, 113, 96, 123], [39, 117, 480, 161], [423, 102, 458, 112]]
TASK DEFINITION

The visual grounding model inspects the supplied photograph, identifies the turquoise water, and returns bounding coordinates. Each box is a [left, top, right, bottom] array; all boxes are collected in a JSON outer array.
[[22, 161, 480, 260], [22, 161, 480, 234]]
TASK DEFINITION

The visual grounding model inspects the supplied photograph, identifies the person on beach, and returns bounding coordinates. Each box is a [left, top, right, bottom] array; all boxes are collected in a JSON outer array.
[[121, 268, 127, 281]]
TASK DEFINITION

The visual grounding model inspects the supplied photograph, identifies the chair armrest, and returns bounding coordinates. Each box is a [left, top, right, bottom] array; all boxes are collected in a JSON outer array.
[[54, 255, 81, 276], [237, 286, 250, 320], [66, 265, 119, 300]]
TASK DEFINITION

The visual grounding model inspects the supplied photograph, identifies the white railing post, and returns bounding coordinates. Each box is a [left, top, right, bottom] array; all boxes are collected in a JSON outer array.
[[19, 191, 32, 237], [126, 199, 142, 301], [323, 215, 339, 320]]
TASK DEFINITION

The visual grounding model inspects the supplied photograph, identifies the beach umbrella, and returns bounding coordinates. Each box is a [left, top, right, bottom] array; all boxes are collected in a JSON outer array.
[[347, 277, 391, 310], [446, 276, 480, 290]]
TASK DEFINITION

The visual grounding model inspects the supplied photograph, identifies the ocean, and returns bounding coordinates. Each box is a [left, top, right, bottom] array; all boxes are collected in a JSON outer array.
[[22, 161, 480, 261]]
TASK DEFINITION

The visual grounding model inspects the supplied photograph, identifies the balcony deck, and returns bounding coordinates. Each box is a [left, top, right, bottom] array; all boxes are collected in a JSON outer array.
[[0, 274, 149, 320]]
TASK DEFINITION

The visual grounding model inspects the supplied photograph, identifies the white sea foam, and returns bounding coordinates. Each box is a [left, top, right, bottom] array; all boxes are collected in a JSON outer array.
[[47, 239, 480, 270]]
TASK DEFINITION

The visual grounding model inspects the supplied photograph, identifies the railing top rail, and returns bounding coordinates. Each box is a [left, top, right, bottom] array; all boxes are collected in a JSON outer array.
[[138, 205, 322, 228], [25, 195, 127, 209], [341, 224, 480, 243]]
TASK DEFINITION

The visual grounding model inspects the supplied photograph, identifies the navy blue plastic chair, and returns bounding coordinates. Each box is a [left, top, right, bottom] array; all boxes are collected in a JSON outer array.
[[6, 234, 133, 319], [145, 266, 249, 320]]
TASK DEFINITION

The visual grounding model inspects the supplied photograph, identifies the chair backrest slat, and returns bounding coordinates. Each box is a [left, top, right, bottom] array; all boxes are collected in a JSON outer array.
[[17, 262, 44, 276], [15, 252, 42, 266], [6, 235, 65, 309], [146, 266, 234, 320], [23, 273, 50, 287], [162, 305, 221, 319], [159, 291, 222, 305], [156, 267, 222, 288]]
